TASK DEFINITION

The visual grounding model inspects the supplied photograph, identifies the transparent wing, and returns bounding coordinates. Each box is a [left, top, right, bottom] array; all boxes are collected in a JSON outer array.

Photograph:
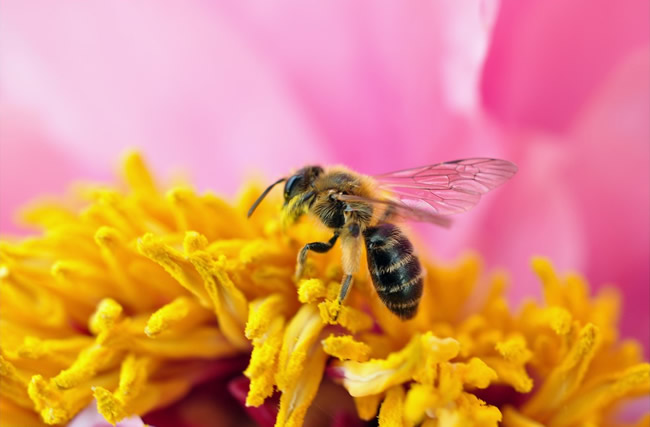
[[333, 193, 453, 228], [373, 158, 517, 216]]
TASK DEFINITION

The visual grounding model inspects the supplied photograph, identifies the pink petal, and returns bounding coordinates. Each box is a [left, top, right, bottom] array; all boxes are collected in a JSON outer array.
[[481, 0, 650, 132], [220, 0, 500, 173]]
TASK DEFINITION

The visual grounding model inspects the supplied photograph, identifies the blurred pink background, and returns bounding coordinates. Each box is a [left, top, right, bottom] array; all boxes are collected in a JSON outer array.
[[1, 1, 648, 351]]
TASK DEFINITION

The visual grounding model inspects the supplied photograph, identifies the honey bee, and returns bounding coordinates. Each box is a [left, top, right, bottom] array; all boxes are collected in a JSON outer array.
[[248, 159, 517, 319]]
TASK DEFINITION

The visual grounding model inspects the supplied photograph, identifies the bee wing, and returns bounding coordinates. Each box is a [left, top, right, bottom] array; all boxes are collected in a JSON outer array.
[[333, 193, 453, 228], [373, 158, 518, 215]]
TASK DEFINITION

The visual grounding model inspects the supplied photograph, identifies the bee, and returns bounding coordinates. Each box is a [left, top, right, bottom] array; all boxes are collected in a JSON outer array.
[[247, 159, 517, 319]]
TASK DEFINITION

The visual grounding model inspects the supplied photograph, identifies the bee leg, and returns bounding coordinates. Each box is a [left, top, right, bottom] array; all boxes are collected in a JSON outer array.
[[333, 274, 353, 321], [333, 225, 362, 320], [295, 233, 339, 281]]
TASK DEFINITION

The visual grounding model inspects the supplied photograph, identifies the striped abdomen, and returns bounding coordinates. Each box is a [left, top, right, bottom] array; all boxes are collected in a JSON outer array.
[[363, 224, 423, 319]]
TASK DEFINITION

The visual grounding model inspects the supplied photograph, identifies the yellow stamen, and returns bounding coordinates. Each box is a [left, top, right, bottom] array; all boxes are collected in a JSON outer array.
[[123, 151, 158, 196], [17, 336, 92, 367], [462, 358, 498, 388], [502, 407, 545, 427], [523, 323, 601, 418], [93, 386, 128, 425], [0, 397, 45, 427], [414, 334, 461, 385], [245, 294, 287, 340], [404, 384, 437, 425], [322, 335, 371, 362], [245, 316, 285, 406], [186, 246, 249, 349], [532, 257, 565, 307], [483, 357, 534, 393], [52, 344, 118, 389], [496, 336, 533, 365], [335, 334, 423, 397], [28, 375, 72, 425], [276, 304, 325, 392], [378, 385, 406, 427], [167, 187, 210, 236], [89, 298, 123, 335], [318, 300, 374, 333], [298, 278, 327, 304], [93, 354, 155, 424], [0, 355, 33, 409], [547, 363, 650, 427], [354, 393, 382, 421], [144, 296, 211, 337], [137, 233, 211, 307], [28, 372, 112, 426], [114, 354, 154, 405], [275, 346, 328, 427]]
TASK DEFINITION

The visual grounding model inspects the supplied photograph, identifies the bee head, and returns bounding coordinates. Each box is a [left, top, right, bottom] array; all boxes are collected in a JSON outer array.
[[283, 165, 323, 203], [247, 165, 324, 218]]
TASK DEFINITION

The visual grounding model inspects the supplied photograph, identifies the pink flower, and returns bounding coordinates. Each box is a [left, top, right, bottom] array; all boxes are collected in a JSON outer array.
[[1, 0, 647, 357]]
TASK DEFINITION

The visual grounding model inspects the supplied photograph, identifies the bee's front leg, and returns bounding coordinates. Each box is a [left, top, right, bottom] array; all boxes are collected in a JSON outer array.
[[294, 233, 339, 281]]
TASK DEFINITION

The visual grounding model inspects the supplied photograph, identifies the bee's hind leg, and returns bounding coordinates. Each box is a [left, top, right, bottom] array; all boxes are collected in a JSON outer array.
[[333, 225, 363, 320], [333, 274, 353, 321], [294, 233, 339, 281]]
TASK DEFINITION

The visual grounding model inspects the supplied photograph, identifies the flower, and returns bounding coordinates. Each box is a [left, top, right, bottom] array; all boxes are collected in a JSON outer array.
[[0, 153, 647, 426], [1, 1, 648, 352]]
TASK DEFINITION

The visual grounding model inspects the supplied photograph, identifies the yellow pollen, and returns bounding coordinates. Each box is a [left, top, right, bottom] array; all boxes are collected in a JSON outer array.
[[378, 385, 406, 427], [318, 300, 374, 333], [496, 336, 533, 365], [89, 298, 124, 335], [245, 294, 287, 340], [322, 335, 371, 362], [297, 278, 327, 304], [354, 393, 383, 421]]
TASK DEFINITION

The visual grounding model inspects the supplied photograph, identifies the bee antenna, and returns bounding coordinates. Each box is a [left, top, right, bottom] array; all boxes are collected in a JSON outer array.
[[247, 178, 286, 218]]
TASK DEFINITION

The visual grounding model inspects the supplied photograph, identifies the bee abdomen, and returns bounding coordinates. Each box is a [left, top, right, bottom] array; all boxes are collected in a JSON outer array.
[[363, 224, 423, 319]]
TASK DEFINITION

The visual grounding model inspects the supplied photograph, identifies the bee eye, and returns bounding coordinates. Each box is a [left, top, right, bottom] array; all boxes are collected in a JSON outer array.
[[284, 175, 303, 200]]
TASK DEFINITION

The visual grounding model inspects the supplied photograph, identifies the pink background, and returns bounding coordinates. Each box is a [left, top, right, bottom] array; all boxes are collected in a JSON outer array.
[[1, 1, 648, 351]]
